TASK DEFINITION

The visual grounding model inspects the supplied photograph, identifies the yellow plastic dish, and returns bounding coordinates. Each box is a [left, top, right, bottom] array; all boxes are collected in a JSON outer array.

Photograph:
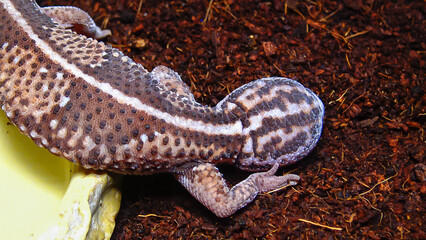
[[0, 111, 121, 240]]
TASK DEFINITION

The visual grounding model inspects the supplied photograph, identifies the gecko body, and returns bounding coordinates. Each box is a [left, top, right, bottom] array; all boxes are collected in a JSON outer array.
[[0, 0, 324, 217]]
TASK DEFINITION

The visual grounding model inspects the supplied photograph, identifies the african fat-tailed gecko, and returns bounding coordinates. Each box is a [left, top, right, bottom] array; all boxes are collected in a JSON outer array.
[[0, 0, 324, 217]]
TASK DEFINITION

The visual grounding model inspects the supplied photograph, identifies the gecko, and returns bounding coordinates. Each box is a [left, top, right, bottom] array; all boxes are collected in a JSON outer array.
[[0, 0, 324, 218]]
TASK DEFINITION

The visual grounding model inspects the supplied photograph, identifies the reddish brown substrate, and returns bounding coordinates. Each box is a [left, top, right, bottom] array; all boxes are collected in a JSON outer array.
[[42, 0, 425, 239]]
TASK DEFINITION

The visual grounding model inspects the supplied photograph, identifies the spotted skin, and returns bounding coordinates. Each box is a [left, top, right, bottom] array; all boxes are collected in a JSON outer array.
[[0, 0, 324, 217]]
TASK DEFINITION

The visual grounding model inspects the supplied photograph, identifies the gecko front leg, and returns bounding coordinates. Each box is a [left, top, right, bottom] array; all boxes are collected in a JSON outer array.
[[174, 163, 300, 218], [40, 6, 111, 39]]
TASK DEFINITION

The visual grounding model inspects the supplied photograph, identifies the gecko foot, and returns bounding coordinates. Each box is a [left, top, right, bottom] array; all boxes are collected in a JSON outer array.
[[251, 163, 300, 193], [174, 163, 299, 218], [40, 6, 111, 39]]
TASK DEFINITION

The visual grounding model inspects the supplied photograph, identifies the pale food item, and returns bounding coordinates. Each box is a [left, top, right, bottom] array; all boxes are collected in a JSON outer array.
[[0, 111, 121, 240]]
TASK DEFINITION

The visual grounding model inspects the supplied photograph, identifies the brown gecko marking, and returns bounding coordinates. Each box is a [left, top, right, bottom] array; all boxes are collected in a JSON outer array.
[[0, 0, 324, 217]]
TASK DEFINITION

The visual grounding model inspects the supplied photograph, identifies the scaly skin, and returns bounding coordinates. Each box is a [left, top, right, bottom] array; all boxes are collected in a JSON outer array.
[[0, 0, 324, 217]]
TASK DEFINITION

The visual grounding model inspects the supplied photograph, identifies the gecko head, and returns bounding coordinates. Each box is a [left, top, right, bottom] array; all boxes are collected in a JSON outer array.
[[218, 77, 324, 171]]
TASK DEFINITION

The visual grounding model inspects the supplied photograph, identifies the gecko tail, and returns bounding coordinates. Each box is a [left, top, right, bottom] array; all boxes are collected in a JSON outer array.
[[217, 77, 324, 171]]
